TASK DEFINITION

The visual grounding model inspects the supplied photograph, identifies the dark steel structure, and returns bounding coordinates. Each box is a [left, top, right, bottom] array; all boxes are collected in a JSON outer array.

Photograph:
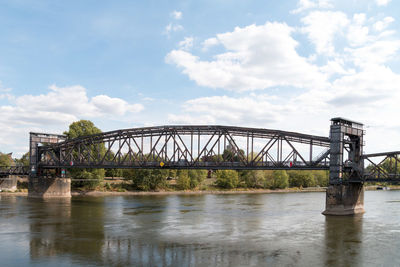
[[0, 166, 29, 177], [36, 125, 331, 172], [361, 151, 400, 182], [2, 119, 399, 184]]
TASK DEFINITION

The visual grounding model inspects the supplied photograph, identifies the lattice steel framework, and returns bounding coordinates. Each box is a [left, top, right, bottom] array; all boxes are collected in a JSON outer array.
[[37, 125, 331, 171], [361, 151, 400, 182], [0, 166, 29, 177]]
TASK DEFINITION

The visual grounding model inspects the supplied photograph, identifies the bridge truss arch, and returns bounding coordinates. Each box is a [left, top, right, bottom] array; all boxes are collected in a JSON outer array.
[[36, 125, 331, 172]]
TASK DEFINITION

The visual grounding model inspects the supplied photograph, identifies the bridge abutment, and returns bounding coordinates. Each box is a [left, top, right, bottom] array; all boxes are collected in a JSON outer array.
[[28, 177, 71, 198], [0, 175, 18, 192], [322, 183, 365, 215]]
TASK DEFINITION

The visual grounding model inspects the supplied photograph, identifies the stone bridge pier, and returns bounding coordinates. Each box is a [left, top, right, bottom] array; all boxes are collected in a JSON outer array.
[[323, 118, 365, 216], [0, 175, 18, 192], [28, 133, 71, 198]]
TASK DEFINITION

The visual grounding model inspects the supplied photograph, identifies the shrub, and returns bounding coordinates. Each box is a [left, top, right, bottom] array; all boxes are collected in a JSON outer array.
[[288, 170, 316, 188], [215, 170, 239, 189]]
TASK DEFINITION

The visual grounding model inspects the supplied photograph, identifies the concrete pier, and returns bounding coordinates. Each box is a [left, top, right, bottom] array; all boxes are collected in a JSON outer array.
[[28, 177, 71, 198], [322, 183, 365, 215], [0, 175, 18, 192]]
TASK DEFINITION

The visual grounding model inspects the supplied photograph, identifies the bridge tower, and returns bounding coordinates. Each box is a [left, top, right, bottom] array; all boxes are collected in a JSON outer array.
[[323, 118, 365, 215], [28, 132, 71, 198]]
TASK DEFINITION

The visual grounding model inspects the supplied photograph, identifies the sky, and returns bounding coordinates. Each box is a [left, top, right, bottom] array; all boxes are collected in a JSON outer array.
[[1, 0, 400, 157]]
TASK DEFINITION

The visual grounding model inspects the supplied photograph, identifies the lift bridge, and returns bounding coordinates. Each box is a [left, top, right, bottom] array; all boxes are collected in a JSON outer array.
[[1, 117, 399, 215]]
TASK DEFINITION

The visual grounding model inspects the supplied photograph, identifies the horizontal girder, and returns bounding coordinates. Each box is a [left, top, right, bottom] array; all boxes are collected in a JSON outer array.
[[0, 166, 29, 176]]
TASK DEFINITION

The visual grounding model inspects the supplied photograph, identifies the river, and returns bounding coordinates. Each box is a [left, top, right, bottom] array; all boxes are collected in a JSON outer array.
[[1, 191, 400, 266]]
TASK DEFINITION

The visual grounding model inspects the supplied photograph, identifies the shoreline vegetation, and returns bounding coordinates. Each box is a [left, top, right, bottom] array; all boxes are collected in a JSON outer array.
[[1, 184, 398, 197], [0, 179, 400, 196]]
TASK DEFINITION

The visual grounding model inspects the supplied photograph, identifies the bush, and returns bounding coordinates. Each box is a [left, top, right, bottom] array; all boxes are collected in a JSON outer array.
[[288, 170, 316, 188], [176, 169, 207, 190], [123, 169, 167, 191], [70, 168, 105, 190], [188, 169, 207, 188], [105, 168, 123, 178], [239, 170, 265, 188], [272, 170, 289, 189], [176, 170, 191, 190], [313, 170, 329, 187], [215, 170, 239, 189]]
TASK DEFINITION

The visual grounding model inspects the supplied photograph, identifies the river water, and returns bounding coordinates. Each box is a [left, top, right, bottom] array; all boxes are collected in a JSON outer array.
[[1, 191, 400, 266]]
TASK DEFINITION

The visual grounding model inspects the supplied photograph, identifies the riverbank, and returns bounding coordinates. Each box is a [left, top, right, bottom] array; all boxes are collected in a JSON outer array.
[[1, 185, 398, 197]]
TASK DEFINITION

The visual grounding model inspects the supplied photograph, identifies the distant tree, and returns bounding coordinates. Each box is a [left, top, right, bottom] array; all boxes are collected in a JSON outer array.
[[188, 169, 207, 188], [123, 169, 167, 191], [312, 170, 329, 187], [239, 170, 265, 188], [215, 170, 239, 189], [176, 169, 207, 190], [0, 152, 13, 166], [380, 157, 400, 174], [272, 170, 289, 189], [288, 170, 316, 188], [64, 120, 105, 189], [176, 170, 190, 190], [15, 152, 29, 166]]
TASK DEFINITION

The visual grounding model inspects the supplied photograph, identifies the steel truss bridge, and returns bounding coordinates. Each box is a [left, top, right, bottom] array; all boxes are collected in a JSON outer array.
[[2, 122, 400, 183], [37, 126, 331, 171]]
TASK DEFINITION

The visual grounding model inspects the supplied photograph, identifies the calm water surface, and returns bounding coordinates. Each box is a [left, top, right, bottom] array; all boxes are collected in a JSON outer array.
[[1, 191, 400, 266]]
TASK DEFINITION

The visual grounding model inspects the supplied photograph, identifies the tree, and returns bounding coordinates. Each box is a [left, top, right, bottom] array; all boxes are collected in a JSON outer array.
[[123, 169, 167, 191], [64, 120, 105, 189], [313, 170, 329, 187], [15, 152, 29, 166], [215, 170, 239, 189], [176, 169, 207, 190], [239, 170, 265, 188], [188, 169, 207, 188], [272, 170, 289, 189], [0, 152, 13, 166], [176, 170, 190, 190], [288, 170, 316, 188]]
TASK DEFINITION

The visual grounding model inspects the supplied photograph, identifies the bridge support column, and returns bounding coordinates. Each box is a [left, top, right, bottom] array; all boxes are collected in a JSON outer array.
[[322, 183, 364, 215], [28, 177, 71, 198], [324, 118, 365, 216], [0, 175, 18, 192]]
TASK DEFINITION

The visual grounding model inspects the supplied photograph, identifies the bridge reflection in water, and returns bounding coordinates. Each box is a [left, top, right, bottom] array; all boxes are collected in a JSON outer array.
[[324, 216, 363, 266], [0, 192, 392, 266]]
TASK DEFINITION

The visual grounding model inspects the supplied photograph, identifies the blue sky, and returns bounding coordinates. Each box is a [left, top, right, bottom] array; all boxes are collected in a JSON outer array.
[[1, 0, 400, 156]]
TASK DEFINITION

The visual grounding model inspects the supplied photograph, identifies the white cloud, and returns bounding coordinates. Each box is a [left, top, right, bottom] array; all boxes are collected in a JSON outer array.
[[169, 95, 286, 126], [166, 22, 327, 91], [167, 9, 400, 153], [301, 11, 349, 55], [179, 37, 194, 51], [202, 37, 219, 51], [91, 95, 143, 115], [0, 85, 144, 156], [345, 39, 400, 67], [171, 10, 182, 20], [164, 23, 184, 36], [291, 0, 333, 14], [346, 13, 369, 47], [373, 16, 395, 31], [375, 0, 391, 6]]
